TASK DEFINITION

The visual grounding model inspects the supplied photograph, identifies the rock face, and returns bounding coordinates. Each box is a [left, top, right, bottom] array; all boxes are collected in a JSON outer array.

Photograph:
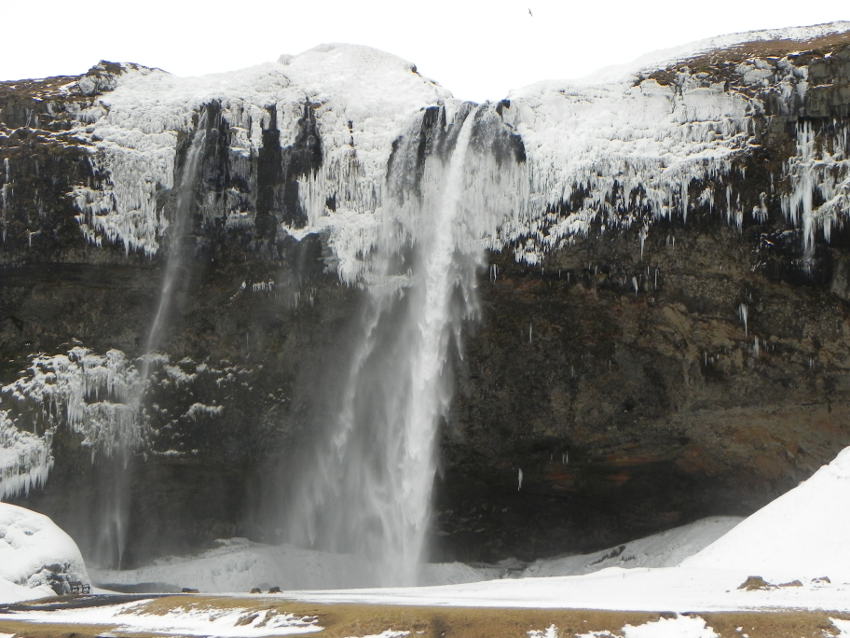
[[2, 26, 850, 567]]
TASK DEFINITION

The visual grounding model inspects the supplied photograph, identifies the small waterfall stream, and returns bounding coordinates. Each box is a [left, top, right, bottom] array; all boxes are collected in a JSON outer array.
[[141, 113, 208, 379], [285, 104, 523, 584], [90, 114, 207, 569]]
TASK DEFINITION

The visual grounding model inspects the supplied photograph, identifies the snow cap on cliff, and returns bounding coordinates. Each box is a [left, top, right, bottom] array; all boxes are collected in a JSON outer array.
[[279, 43, 451, 113]]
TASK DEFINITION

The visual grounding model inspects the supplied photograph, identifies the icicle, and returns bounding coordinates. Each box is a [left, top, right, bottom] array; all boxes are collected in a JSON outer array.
[[517, 468, 524, 492], [753, 192, 768, 223], [0, 411, 53, 501], [738, 303, 748, 336], [725, 184, 733, 227]]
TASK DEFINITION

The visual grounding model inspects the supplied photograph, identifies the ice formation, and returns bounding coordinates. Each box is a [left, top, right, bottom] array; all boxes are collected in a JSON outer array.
[[0, 410, 52, 501], [2, 347, 143, 565], [2, 347, 146, 457], [68, 45, 451, 260], [782, 121, 850, 267], [53, 25, 850, 274]]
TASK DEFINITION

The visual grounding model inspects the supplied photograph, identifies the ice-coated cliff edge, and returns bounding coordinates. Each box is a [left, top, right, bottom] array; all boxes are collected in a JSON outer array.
[[34, 22, 845, 276]]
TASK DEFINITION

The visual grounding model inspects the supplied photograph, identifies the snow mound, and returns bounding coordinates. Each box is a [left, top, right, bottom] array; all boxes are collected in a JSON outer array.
[[0, 503, 89, 601], [279, 43, 450, 114], [572, 615, 719, 638], [619, 615, 719, 638], [522, 516, 743, 577], [91, 537, 497, 592], [684, 446, 850, 578]]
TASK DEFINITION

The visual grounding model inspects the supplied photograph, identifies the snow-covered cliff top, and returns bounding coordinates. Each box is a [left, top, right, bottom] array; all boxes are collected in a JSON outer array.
[[27, 23, 850, 271], [513, 19, 850, 92]]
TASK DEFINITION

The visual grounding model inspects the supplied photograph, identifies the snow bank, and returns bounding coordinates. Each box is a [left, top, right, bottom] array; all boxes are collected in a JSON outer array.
[[683, 446, 850, 579], [0, 503, 89, 602], [521, 516, 742, 577], [0, 599, 322, 637], [571, 615, 719, 638]]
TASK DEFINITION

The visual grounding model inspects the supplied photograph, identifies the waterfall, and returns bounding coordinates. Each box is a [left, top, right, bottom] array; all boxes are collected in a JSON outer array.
[[90, 114, 207, 569], [141, 113, 207, 379], [284, 104, 523, 585]]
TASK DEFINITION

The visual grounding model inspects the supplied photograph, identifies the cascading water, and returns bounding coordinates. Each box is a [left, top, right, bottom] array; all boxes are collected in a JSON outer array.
[[141, 113, 208, 380], [285, 104, 525, 585], [90, 113, 208, 569]]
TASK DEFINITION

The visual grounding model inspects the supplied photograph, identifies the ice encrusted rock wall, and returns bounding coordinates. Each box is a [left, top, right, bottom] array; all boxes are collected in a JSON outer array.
[[2, 24, 850, 564], [3, 30, 850, 274], [37, 27, 849, 272]]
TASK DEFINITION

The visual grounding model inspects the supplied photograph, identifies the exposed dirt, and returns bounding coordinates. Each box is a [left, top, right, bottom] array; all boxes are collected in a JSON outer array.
[[645, 30, 850, 86]]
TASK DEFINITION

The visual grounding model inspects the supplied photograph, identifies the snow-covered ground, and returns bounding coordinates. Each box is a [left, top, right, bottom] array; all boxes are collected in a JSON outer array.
[[89, 516, 742, 592], [0, 600, 323, 637], [92, 537, 499, 592]]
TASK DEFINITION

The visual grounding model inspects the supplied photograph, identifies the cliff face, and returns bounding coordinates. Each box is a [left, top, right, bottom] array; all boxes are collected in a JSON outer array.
[[2, 26, 850, 567]]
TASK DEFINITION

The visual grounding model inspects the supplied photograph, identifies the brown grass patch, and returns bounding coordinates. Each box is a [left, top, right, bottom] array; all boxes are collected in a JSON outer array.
[[0, 618, 154, 638], [644, 29, 850, 86], [2, 595, 850, 637]]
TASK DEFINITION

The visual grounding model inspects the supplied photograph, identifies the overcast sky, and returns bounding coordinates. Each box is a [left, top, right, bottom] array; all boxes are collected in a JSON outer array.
[[2, 1, 847, 101]]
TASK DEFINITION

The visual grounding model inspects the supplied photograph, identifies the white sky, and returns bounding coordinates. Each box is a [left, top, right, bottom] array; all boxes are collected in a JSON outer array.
[[1, 0, 847, 101]]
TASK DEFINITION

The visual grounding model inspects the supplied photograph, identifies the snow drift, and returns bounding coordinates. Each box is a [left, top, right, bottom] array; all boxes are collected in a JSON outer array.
[[0, 502, 90, 602], [684, 446, 850, 578]]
